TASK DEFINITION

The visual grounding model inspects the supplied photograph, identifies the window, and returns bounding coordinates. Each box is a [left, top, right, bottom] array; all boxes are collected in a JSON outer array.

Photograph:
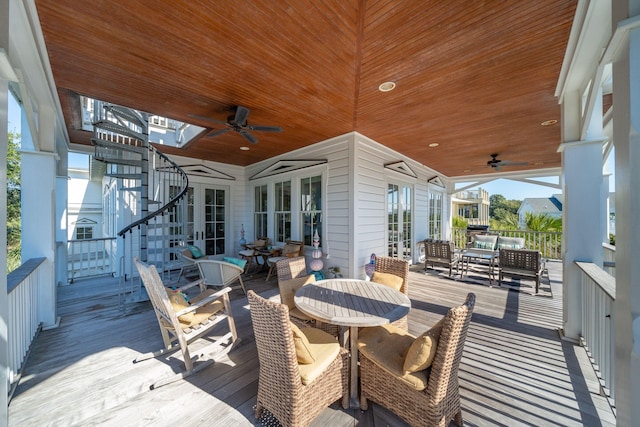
[[428, 190, 443, 239], [76, 226, 93, 240], [274, 180, 291, 243], [149, 115, 168, 127], [254, 184, 268, 238], [300, 175, 322, 246]]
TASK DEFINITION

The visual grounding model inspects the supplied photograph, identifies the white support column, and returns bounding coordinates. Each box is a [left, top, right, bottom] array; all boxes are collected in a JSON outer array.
[[560, 85, 606, 340], [0, 74, 11, 427], [611, 16, 640, 424]]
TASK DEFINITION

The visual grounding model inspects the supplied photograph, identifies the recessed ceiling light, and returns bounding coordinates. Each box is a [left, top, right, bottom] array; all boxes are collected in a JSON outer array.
[[534, 162, 544, 165], [541, 119, 558, 126], [378, 81, 396, 92], [463, 169, 472, 173], [240, 146, 250, 151], [428, 143, 439, 147]]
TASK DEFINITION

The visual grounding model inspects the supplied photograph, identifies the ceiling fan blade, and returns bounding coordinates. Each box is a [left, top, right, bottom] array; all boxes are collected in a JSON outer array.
[[240, 130, 258, 144], [501, 160, 529, 167], [206, 128, 232, 138], [248, 125, 282, 132], [234, 106, 250, 126], [188, 113, 228, 126]]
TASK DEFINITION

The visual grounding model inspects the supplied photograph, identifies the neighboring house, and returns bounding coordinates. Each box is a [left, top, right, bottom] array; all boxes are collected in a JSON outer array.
[[451, 188, 490, 225], [67, 159, 104, 241], [517, 194, 563, 228]]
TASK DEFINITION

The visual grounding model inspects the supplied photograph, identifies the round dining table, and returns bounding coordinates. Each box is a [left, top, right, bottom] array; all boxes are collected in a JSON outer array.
[[294, 278, 411, 407]]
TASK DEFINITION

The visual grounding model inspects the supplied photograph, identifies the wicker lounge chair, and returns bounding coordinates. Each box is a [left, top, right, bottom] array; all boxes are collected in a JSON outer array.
[[358, 293, 476, 427], [133, 257, 238, 389], [195, 259, 247, 294], [372, 256, 410, 331], [266, 240, 304, 281], [247, 290, 349, 426]]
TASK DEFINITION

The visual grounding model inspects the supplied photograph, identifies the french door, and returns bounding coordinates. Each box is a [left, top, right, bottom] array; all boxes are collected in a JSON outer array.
[[185, 184, 228, 256], [387, 182, 413, 261]]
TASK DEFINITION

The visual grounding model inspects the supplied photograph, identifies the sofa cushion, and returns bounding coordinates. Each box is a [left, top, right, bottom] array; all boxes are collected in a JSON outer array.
[[357, 324, 429, 391], [223, 257, 247, 269], [497, 236, 525, 249], [472, 234, 498, 250], [188, 245, 205, 259], [371, 271, 403, 291], [403, 318, 444, 374], [279, 274, 316, 309]]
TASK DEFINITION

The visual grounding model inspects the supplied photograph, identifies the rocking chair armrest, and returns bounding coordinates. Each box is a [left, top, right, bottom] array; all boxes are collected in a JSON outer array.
[[187, 286, 233, 310], [173, 278, 206, 292]]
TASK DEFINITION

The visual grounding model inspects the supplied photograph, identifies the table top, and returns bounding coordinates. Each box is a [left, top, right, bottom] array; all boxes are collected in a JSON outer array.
[[294, 279, 411, 327]]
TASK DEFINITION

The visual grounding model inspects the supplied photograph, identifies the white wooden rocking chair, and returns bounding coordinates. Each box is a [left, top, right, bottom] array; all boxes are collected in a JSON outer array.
[[133, 257, 239, 389]]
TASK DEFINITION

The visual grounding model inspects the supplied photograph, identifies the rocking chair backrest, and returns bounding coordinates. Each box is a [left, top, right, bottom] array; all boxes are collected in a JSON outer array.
[[134, 257, 178, 328]]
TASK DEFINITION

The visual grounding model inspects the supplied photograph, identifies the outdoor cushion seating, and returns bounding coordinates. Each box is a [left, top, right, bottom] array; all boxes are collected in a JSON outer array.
[[424, 239, 461, 277], [247, 290, 348, 426], [133, 257, 238, 389], [498, 248, 544, 293], [177, 246, 207, 282], [358, 293, 476, 427]]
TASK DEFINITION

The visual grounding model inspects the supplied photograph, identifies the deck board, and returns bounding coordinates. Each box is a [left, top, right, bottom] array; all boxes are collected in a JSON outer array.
[[8, 261, 615, 426]]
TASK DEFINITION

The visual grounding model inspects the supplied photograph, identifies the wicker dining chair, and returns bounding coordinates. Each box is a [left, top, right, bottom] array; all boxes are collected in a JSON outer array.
[[358, 293, 476, 427], [247, 290, 349, 427], [372, 256, 410, 331]]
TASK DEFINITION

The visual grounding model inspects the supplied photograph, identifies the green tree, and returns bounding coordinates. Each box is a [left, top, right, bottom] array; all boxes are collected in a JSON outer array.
[[489, 194, 522, 224], [452, 215, 468, 229], [524, 212, 562, 232], [7, 130, 21, 273]]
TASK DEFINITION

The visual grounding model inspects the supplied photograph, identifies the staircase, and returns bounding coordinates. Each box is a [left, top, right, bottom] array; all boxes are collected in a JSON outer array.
[[91, 102, 189, 306]]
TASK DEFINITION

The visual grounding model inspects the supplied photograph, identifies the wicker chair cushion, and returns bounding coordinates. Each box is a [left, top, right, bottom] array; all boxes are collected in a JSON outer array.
[[297, 328, 341, 385], [188, 245, 205, 259], [358, 325, 428, 391], [279, 274, 316, 309], [371, 271, 403, 291], [222, 257, 247, 269], [403, 318, 444, 374], [290, 322, 316, 364]]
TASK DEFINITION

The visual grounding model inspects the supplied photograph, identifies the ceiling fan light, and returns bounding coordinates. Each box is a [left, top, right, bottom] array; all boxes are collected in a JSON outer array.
[[378, 81, 396, 92]]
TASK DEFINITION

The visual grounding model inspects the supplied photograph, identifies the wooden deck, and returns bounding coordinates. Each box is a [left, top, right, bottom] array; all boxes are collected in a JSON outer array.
[[8, 261, 616, 426]]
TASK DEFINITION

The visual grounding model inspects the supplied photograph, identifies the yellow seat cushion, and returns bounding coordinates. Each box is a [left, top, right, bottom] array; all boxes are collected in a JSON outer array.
[[296, 328, 340, 385], [403, 318, 444, 374], [166, 289, 195, 324], [167, 289, 225, 328], [358, 324, 428, 391], [279, 274, 316, 309], [371, 271, 403, 291]]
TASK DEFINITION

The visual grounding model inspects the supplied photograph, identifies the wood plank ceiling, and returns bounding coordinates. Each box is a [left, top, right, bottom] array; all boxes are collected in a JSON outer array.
[[35, 0, 576, 177]]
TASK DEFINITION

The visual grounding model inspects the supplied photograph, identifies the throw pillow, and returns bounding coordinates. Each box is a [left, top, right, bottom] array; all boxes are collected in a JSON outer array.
[[223, 257, 247, 269], [166, 289, 194, 324], [188, 245, 205, 259], [403, 318, 444, 374], [371, 271, 404, 291], [290, 322, 315, 364]]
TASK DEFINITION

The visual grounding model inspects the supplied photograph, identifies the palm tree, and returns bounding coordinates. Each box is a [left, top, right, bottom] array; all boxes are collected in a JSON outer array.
[[525, 212, 562, 232]]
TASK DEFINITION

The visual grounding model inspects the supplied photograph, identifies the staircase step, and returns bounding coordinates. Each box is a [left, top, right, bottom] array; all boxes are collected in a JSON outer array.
[[104, 105, 146, 128], [119, 186, 142, 192], [105, 172, 143, 179], [94, 120, 145, 141], [91, 137, 146, 154], [97, 157, 143, 167]]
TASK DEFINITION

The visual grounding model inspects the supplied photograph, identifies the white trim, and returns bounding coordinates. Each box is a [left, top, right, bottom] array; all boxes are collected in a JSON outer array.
[[177, 163, 236, 180], [384, 161, 417, 178], [250, 159, 327, 180]]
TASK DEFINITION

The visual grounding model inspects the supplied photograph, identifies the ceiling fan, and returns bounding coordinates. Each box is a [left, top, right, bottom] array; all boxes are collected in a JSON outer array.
[[189, 106, 282, 144], [487, 153, 528, 170]]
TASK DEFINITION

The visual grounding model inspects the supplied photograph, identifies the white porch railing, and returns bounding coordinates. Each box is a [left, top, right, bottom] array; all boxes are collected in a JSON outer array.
[[576, 261, 616, 405], [602, 243, 616, 277], [67, 237, 117, 283], [452, 227, 563, 260], [7, 257, 46, 393]]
